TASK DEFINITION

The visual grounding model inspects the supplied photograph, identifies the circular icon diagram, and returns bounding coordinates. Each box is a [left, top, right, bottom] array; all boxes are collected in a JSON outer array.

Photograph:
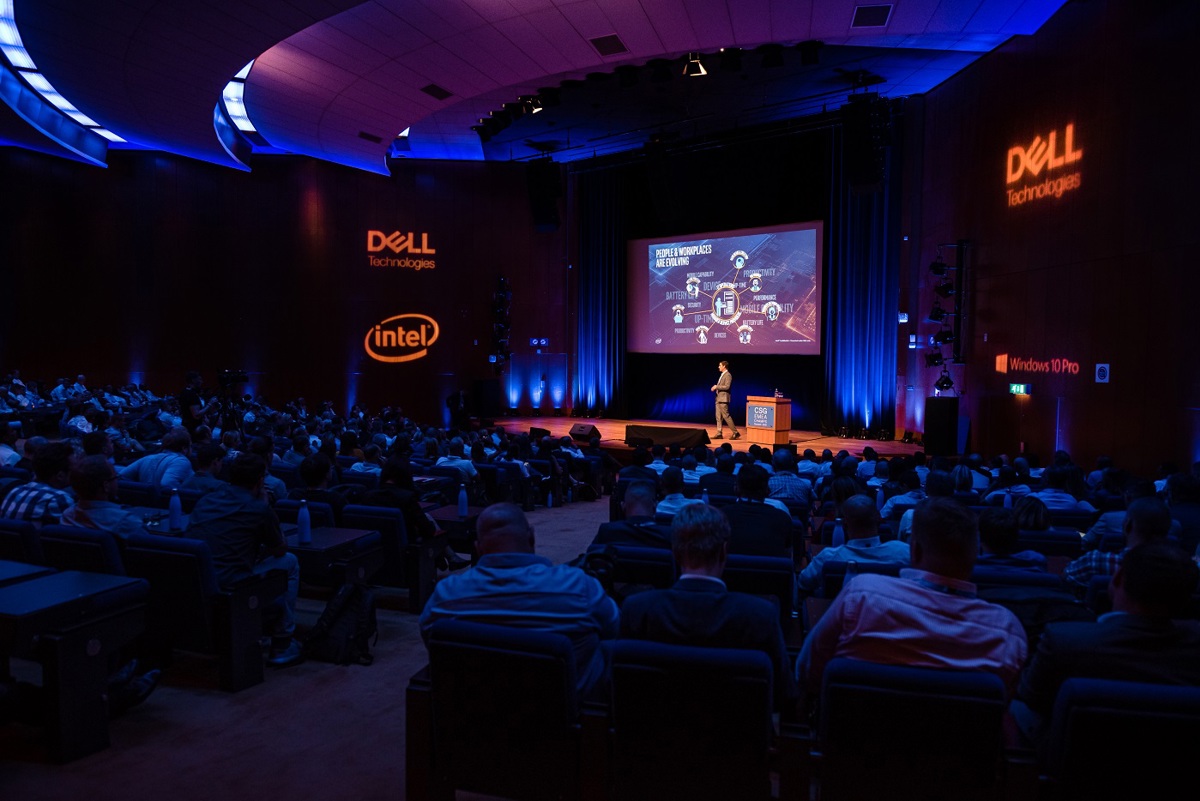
[[710, 282, 742, 325]]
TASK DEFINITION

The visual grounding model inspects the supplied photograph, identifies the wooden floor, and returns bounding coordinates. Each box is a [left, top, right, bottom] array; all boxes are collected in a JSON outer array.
[[499, 415, 922, 460]]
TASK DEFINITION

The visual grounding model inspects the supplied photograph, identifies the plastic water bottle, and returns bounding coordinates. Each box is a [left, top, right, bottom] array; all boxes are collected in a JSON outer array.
[[168, 488, 184, 531], [457, 483, 469, 518], [701, 488, 710, 505], [297, 499, 312, 544]]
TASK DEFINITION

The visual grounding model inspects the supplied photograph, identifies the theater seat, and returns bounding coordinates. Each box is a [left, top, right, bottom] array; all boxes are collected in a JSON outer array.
[[812, 657, 1008, 801], [608, 640, 774, 801], [0, 518, 43, 563], [39, 525, 126, 575], [1042, 677, 1200, 800], [407, 619, 588, 801]]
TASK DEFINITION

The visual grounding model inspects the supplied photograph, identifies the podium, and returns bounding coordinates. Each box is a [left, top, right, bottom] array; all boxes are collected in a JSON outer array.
[[745, 395, 791, 446]]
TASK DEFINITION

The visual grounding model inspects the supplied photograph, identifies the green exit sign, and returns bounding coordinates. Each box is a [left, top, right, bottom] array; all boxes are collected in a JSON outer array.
[[1009, 383, 1031, 395]]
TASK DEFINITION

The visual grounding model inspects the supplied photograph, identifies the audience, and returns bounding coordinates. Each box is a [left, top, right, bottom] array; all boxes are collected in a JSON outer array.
[[797, 494, 909, 594], [722, 463, 793, 558], [119, 426, 194, 489], [1013, 542, 1200, 748], [1064, 497, 1172, 590], [592, 481, 672, 548], [620, 503, 798, 712], [797, 498, 1027, 697], [186, 453, 302, 667], [655, 467, 702, 517], [419, 503, 619, 696], [62, 454, 146, 540], [0, 440, 75, 524]]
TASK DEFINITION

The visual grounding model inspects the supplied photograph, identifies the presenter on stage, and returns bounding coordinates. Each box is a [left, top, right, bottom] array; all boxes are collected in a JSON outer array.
[[711, 360, 739, 440]]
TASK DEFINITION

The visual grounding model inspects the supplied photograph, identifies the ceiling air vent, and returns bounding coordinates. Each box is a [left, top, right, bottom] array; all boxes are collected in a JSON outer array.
[[589, 34, 628, 57], [851, 4, 893, 28], [421, 83, 454, 101]]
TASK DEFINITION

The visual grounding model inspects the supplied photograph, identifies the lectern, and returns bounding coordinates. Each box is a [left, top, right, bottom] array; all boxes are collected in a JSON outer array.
[[745, 395, 791, 445]]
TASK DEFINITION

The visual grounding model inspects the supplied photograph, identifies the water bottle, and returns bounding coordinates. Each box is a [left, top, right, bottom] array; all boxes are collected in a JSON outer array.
[[701, 488, 710, 505], [168, 488, 183, 531], [1003, 490, 1013, 509], [297, 499, 312, 544], [457, 483, 469, 518]]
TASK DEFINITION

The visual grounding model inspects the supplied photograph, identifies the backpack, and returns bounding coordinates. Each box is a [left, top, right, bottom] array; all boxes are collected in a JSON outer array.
[[303, 583, 378, 665]]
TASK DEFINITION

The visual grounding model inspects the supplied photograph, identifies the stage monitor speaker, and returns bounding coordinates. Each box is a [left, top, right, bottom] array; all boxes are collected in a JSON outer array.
[[570, 423, 600, 442], [924, 396, 960, 457], [530, 426, 552, 441]]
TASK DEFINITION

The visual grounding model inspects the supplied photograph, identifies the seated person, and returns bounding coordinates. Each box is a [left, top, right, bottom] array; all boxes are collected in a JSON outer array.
[[183, 443, 226, 495], [1064, 497, 1172, 590], [281, 432, 311, 466], [976, 507, 1047, 572], [0, 441, 75, 524], [247, 436, 288, 503], [620, 503, 798, 713], [697, 453, 738, 497], [655, 467, 702, 518], [119, 426, 195, 490], [1031, 465, 1097, 513], [287, 454, 347, 523], [797, 498, 1027, 698], [768, 450, 814, 506], [348, 444, 384, 475], [62, 455, 147, 541], [618, 447, 659, 484], [880, 470, 925, 519], [592, 481, 672, 548], [797, 494, 910, 594], [359, 456, 436, 541], [722, 464, 793, 558], [646, 444, 671, 475], [187, 454, 302, 667], [1013, 542, 1200, 749], [435, 437, 478, 485], [419, 503, 619, 696]]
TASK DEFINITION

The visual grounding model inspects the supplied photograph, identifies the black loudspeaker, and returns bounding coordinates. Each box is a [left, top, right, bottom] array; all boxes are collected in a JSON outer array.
[[570, 423, 600, 442], [924, 396, 960, 457], [530, 427, 552, 441], [841, 94, 890, 191]]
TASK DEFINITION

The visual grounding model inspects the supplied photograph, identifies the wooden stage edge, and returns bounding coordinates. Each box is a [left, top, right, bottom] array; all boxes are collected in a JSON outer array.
[[496, 416, 922, 460]]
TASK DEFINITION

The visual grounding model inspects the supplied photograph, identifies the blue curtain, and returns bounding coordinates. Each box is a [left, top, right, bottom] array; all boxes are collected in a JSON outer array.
[[823, 126, 900, 434], [573, 169, 627, 416]]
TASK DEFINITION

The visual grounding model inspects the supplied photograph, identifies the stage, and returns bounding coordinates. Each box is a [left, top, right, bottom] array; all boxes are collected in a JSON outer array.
[[495, 416, 922, 460]]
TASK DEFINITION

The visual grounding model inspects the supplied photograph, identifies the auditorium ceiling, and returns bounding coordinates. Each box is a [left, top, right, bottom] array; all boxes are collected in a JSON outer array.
[[1, 0, 1069, 173]]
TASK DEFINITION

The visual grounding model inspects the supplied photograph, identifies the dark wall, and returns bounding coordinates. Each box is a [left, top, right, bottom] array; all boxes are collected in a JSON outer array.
[[904, 0, 1200, 474], [0, 150, 567, 423]]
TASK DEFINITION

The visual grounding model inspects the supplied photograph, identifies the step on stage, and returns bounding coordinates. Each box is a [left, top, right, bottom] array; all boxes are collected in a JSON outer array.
[[496, 416, 921, 460]]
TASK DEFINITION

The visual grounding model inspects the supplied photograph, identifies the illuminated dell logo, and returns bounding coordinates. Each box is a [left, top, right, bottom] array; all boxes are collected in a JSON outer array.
[[364, 314, 440, 363]]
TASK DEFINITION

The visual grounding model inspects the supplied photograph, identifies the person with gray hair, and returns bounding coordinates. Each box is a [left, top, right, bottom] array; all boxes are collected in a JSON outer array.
[[420, 503, 619, 695]]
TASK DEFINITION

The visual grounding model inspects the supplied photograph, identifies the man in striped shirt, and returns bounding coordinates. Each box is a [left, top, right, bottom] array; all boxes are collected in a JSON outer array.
[[0, 441, 75, 525]]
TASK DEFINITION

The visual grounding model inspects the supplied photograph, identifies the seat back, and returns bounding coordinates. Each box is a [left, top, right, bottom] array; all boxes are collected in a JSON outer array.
[[588, 543, 675, 590], [117, 479, 160, 508], [819, 560, 903, 598], [1017, 527, 1084, 558], [0, 517, 43, 563], [609, 640, 774, 801], [818, 657, 1007, 801], [123, 532, 221, 654], [1045, 677, 1200, 798], [342, 503, 408, 586], [337, 470, 379, 493], [723, 553, 795, 624], [423, 619, 580, 800], [274, 498, 335, 527], [39, 524, 127, 575], [267, 462, 300, 490]]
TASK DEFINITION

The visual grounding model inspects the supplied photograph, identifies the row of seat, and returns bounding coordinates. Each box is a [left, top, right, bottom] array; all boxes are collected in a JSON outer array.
[[408, 621, 1200, 801], [0, 518, 285, 692]]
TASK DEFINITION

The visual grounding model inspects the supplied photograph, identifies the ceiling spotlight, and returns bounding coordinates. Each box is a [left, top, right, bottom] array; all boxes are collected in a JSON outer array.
[[683, 53, 707, 77], [519, 95, 543, 113], [934, 370, 955, 393], [933, 329, 956, 345], [933, 281, 956, 298], [929, 259, 949, 277], [928, 304, 947, 323], [925, 351, 945, 368]]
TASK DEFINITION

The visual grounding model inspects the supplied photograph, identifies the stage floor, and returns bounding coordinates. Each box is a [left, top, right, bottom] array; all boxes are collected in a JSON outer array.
[[498, 416, 921, 460]]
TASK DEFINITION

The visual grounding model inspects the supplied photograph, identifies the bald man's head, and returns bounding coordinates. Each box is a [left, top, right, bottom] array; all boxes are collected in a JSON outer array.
[[475, 503, 536, 556]]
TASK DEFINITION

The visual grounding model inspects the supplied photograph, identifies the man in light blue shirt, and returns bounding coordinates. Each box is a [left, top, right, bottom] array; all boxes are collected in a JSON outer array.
[[797, 494, 910, 594]]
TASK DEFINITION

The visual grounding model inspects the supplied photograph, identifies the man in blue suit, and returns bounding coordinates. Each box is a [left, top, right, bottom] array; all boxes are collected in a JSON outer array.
[[620, 503, 798, 712]]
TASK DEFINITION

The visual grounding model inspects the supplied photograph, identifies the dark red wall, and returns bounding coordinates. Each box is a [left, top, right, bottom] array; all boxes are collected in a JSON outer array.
[[900, 0, 1200, 474], [0, 151, 567, 423]]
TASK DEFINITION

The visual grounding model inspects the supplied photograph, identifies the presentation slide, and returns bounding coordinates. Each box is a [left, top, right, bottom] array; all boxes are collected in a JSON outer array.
[[627, 221, 823, 355]]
